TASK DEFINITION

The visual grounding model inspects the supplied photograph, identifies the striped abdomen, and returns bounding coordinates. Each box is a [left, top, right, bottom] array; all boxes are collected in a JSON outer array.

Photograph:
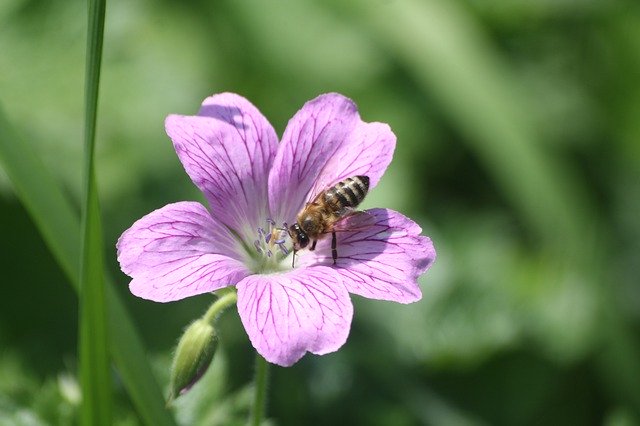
[[323, 175, 370, 214]]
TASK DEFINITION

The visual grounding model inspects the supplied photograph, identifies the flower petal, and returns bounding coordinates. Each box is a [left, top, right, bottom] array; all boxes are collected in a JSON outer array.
[[165, 93, 279, 239], [297, 208, 436, 303], [117, 202, 251, 302], [269, 93, 396, 224], [236, 267, 353, 366]]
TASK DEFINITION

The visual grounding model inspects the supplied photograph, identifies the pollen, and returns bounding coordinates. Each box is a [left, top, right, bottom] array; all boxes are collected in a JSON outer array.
[[253, 219, 289, 262]]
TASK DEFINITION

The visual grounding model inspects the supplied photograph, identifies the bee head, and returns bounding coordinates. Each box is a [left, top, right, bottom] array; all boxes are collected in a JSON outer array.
[[288, 223, 309, 249]]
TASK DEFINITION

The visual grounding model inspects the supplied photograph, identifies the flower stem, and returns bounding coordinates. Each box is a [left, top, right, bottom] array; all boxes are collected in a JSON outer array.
[[203, 288, 238, 325], [250, 353, 269, 426]]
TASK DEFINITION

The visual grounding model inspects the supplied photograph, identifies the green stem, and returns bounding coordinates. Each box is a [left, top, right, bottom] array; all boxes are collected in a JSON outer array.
[[203, 289, 238, 325], [250, 354, 270, 426]]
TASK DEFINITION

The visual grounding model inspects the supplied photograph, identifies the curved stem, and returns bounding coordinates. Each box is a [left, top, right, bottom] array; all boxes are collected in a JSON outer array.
[[250, 354, 270, 426], [203, 288, 238, 325]]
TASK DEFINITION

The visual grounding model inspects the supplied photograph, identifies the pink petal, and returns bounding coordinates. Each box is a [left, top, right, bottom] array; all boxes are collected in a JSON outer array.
[[236, 267, 353, 366], [297, 208, 436, 304], [117, 202, 251, 302], [165, 93, 279, 239], [268, 93, 396, 224]]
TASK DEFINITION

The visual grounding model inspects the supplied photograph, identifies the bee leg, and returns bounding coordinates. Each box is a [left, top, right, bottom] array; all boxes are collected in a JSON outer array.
[[310, 239, 317, 251], [331, 231, 337, 265], [292, 249, 297, 268]]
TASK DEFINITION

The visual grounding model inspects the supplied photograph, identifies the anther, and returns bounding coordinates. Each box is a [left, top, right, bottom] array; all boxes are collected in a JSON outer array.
[[252, 218, 293, 262], [277, 243, 289, 255]]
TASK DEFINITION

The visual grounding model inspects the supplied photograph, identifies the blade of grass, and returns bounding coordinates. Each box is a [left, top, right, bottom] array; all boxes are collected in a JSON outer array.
[[80, 168, 111, 424], [0, 107, 177, 424], [79, 0, 110, 423]]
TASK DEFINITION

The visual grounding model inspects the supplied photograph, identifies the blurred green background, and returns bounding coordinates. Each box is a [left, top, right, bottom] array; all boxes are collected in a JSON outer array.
[[1, 0, 640, 424]]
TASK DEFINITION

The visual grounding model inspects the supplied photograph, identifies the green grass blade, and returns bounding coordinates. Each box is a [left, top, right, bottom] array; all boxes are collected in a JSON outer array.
[[0, 121, 80, 283], [79, 177, 111, 425], [79, 0, 111, 423], [0, 106, 177, 424]]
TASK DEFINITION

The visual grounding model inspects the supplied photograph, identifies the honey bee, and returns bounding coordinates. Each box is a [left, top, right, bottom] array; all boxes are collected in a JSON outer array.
[[288, 175, 370, 267]]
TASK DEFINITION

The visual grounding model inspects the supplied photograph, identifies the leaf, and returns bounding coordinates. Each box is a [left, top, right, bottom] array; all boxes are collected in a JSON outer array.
[[79, 0, 111, 422]]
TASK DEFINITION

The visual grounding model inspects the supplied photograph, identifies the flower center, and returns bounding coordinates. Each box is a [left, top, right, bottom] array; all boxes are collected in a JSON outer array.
[[249, 218, 290, 273]]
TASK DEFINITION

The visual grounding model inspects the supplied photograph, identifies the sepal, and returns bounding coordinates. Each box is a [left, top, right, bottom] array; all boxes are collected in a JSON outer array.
[[168, 318, 218, 403]]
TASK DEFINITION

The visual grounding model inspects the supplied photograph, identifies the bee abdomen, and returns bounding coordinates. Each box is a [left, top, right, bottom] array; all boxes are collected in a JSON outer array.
[[325, 175, 370, 210]]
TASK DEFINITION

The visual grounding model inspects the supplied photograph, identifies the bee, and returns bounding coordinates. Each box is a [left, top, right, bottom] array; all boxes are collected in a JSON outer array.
[[288, 175, 370, 267]]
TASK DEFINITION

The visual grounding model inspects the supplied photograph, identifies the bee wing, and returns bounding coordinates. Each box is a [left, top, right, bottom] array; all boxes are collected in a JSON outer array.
[[306, 176, 334, 206], [329, 210, 376, 233]]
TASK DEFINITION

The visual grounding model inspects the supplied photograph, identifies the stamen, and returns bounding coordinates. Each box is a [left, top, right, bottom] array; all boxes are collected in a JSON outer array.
[[252, 218, 293, 267], [277, 243, 289, 255]]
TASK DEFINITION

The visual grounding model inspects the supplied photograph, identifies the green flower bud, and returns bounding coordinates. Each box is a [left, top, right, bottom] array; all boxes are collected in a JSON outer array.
[[168, 318, 217, 403]]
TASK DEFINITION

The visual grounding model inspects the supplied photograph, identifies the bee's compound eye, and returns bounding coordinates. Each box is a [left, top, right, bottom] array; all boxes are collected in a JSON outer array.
[[289, 224, 309, 249], [298, 233, 309, 248]]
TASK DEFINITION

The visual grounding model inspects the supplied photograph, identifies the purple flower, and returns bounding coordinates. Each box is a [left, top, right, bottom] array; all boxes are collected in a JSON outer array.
[[117, 93, 436, 367]]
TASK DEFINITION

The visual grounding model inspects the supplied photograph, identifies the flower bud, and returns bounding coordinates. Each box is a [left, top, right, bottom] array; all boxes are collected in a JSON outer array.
[[168, 318, 217, 403]]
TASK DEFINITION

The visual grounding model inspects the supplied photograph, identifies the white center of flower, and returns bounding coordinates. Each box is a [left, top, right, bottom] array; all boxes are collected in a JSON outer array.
[[250, 218, 290, 272]]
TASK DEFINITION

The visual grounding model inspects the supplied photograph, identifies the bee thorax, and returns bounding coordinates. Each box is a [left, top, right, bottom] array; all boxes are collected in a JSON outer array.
[[301, 214, 324, 234]]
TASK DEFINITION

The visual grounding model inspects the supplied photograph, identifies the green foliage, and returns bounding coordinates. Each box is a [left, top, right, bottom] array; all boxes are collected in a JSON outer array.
[[1, 0, 639, 424]]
